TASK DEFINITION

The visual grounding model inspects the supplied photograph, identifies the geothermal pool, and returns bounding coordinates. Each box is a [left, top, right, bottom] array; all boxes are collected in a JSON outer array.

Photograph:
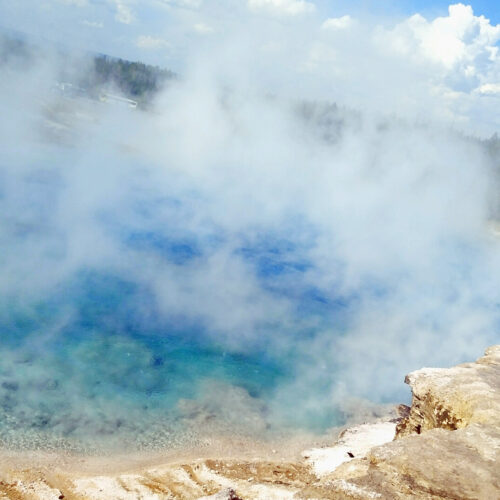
[[0, 145, 351, 451], [1, 83, 499, 453]]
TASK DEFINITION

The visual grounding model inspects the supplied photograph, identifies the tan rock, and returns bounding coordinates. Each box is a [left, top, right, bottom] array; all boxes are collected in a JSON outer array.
[[397, 345, 500, 436], [321, 345, 500, 499]]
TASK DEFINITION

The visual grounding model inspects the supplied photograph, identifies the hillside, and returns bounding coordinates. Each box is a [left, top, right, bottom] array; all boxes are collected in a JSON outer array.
[[0, 32, 176, 106]]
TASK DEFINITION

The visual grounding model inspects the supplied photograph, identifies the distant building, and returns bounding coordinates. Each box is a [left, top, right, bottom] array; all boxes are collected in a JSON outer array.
[[99, 92, 138, 109], [53, 82, 138, 109]]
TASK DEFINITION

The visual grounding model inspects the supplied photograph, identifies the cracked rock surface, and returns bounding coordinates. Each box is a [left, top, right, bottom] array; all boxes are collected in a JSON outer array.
[[320, 345, 500, 499]]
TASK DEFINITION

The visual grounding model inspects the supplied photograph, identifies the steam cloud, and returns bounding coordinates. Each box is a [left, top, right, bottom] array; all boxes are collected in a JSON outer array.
[[0, 1, 499, 447]]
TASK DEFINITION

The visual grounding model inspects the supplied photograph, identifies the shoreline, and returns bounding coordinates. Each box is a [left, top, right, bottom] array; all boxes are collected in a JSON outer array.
[[0, 398, 399, 474], [0, 431, 342, 500], [0, 430, 333, 475], [0, 346, 497, 499]]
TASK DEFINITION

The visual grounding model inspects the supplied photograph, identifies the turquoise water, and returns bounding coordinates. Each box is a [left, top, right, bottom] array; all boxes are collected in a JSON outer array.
[[0, 269, 345, 450], [0, 145, 351, 450]]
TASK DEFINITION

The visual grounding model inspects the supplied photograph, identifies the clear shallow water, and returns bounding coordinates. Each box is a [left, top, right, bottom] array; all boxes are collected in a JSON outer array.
[[0, 294, 340, 447], [0, 270, 344, 451]]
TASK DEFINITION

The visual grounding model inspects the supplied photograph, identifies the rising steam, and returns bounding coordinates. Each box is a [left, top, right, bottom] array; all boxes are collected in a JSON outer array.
[[0, 1, 499, 449]]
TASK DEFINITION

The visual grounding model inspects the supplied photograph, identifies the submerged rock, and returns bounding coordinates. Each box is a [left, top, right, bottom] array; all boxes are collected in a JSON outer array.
[[0, 346, 498, 499]]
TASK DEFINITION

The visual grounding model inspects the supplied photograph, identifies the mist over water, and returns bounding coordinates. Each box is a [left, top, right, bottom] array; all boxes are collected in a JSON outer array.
[[0, 2, 499, 451]]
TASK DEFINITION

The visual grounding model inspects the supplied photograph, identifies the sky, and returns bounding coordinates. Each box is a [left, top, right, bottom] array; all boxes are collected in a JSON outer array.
[[1, 0, 498, 136], [321, 0, 499, 23], [0, 1, 498, 67]]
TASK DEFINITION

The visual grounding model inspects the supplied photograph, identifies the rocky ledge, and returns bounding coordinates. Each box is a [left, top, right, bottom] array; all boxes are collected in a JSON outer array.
[[0, 346, 498, 499], [310, 344, 500, 500]]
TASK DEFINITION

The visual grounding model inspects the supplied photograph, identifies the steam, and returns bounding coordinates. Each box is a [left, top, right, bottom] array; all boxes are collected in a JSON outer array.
[[0, 2, 499, 447]]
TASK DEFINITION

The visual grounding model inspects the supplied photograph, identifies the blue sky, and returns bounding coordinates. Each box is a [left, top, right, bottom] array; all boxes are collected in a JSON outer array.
[[405, 0, 498, 22], [321, 0, 499, 23]]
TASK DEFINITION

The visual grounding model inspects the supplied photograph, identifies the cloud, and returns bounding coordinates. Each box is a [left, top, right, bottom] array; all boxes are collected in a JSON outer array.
[[362, 4, 499, 131], [476, 82, 500, 95], [58, 0, 88, 6], [113, 0, 134, 24], [158, 0, 203, 8], [321, 15, 353, 31], [82, 19, 104, 28], [248, 0, 316, 17], [194, 23, 214, 35], [377, 3, 500, 68], [136, 35, 171, 49]]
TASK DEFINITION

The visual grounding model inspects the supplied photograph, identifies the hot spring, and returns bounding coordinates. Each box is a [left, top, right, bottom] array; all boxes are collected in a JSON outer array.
[[0, 50, 499, 453]]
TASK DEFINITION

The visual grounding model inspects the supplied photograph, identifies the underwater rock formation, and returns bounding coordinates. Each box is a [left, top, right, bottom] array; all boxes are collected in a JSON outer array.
[[0, 346, 498, 499]]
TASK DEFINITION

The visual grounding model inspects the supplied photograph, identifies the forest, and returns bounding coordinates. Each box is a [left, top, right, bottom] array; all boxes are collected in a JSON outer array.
[[86, 54, 177, 103], [0, 32, 176, 105]]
